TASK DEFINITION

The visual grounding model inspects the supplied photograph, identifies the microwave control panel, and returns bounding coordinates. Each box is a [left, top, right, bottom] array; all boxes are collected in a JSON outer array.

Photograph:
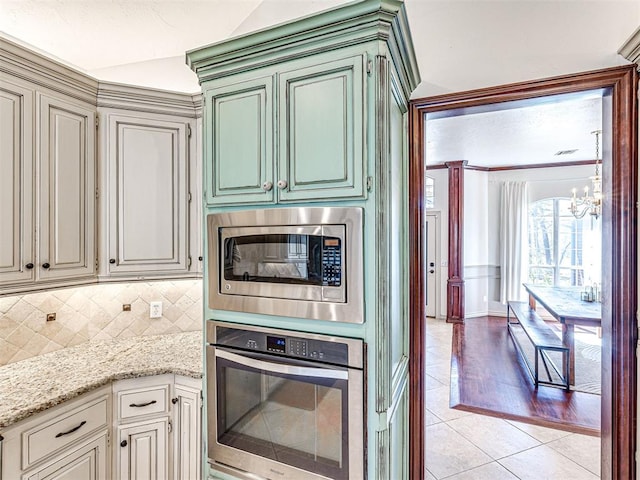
[[321, 238, 342, 286]]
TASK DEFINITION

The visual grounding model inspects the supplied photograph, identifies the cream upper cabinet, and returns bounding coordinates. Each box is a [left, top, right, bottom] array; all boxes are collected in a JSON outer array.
[[0, 84, 96, 291], [203, 50, 365, 206], [0, 79, 35, 287], [104, 112, 193, 277], [38, 93, 96, 282]]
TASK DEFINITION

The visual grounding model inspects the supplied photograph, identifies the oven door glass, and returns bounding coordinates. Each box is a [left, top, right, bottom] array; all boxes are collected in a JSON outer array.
[[215, 348, 349, 480]]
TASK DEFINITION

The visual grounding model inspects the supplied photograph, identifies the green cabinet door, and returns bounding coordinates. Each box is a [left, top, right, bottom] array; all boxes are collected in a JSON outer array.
[[204, 75, 274, 205], [278, 53, 365, 202]]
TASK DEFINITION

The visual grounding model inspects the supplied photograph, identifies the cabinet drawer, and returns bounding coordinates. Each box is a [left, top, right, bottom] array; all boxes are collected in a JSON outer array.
[[23, 397, 108, 469], [118, 384, 169, 421]]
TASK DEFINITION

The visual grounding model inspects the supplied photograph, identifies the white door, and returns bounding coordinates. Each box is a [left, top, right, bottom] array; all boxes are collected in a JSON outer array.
[[425, 212, 440, 318]]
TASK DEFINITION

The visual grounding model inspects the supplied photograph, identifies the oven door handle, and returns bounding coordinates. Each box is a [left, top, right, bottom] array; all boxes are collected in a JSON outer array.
[[215, 348, 348, 380]]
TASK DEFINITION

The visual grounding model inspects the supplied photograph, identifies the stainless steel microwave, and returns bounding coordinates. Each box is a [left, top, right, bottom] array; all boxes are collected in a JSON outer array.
[[207, 207, 364, 323]]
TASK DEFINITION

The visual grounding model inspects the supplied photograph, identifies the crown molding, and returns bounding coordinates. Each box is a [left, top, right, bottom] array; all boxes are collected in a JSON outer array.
[[186, 0, 420, 91], [97, 82, 200, 118], [0, 35, 98, 105], [619, 26, 640, 66]]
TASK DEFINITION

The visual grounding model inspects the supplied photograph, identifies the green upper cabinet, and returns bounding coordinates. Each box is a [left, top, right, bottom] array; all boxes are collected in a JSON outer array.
[[204, 74, 274, 205], [202, 51, 364, 206], [278, 53, 364, 202]]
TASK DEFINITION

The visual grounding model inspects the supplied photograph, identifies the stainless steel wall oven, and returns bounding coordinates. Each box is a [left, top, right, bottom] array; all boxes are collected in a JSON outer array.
[[207, 207, 364, 323], [206, 321, 365, 480]]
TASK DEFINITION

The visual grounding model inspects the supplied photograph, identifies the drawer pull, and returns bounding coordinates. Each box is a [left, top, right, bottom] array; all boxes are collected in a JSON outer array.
[[55, 420, 86, 438], [129, 400, 157, 408]]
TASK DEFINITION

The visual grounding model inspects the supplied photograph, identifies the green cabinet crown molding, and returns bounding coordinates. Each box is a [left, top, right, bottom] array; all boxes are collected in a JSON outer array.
[[186, 0, 420, 94], [0, 35, 99, 105], [619, 26, 640, 66]]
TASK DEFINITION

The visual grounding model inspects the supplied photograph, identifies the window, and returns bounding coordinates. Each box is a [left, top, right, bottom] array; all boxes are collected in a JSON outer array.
[[425, 176, 434, 208], [528, 198, 601, 287]]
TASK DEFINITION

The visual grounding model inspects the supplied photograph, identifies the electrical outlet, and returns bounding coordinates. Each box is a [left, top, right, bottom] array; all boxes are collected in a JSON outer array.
[[149, 301, 162, 318]]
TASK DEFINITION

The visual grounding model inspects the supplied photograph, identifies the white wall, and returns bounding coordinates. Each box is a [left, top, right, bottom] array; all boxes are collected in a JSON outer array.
[[406, 1, 640, 98], [463, 170, 492, 317]]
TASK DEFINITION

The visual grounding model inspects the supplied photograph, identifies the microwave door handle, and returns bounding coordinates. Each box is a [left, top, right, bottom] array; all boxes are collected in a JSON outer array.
[[215, 348, 348, 380]]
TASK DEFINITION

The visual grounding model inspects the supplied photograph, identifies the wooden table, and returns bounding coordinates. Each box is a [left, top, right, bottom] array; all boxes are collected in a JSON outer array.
[[523, 283, 601, 386]]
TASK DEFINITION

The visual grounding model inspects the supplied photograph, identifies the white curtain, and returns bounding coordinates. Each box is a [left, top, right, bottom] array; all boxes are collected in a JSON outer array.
[[499, 181, 529, 304]]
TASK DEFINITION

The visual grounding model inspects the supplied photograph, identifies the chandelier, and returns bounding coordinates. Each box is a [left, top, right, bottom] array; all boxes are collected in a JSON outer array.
[[570, 130, 602, 219]]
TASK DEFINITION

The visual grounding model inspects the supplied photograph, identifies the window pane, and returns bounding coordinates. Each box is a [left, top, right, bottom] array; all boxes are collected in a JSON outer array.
[[528, 199, 554, 266], [527, 197, 600, 288], [529, 266, 554, 285]]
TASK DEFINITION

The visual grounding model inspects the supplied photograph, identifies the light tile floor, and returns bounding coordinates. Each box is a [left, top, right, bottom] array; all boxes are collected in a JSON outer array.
[[425, 317, 601, 479]]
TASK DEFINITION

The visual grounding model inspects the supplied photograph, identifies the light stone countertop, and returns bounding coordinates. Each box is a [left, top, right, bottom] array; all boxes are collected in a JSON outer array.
[[0, 331, 203, 430]]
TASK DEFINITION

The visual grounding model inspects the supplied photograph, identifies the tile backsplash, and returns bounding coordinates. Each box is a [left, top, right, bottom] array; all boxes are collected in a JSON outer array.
[[0, 280, 202, 366]]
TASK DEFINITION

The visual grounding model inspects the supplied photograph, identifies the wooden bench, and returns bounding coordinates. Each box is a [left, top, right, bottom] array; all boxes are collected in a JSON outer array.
[[507, 301, 570, 390]]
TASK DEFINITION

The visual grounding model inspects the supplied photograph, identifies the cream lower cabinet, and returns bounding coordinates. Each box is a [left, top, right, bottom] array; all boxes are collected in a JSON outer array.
[[172, 377, 202, 480], [0, 375, 202, 480], [0, 387, 110, 480], [113, 375, 202, 480]]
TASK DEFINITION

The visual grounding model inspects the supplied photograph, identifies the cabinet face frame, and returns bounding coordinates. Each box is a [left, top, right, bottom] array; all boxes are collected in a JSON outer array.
[[0, 79, 35, 286], [37, 93, 96, 282], [105, 113, 191, 276]]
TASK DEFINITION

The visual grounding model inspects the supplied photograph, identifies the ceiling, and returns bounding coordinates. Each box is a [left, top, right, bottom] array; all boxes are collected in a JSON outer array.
[[1, 0, 638, 167]]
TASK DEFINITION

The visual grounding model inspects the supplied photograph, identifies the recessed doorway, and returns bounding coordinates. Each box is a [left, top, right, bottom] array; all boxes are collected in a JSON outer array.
[[408, 65, 638, 479]]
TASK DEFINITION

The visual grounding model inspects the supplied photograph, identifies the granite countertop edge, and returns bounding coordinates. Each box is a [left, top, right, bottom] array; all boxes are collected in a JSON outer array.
[[0, 331, 203, 430]]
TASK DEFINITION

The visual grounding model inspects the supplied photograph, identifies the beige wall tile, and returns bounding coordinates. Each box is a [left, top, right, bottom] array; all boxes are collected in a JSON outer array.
[[0, 279, 202, 366]]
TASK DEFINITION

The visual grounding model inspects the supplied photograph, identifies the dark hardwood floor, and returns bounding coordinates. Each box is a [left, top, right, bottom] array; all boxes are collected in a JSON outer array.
[[449, 316, 601, 436]]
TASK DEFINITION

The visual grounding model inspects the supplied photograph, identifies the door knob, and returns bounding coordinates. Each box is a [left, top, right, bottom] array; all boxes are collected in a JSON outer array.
[[429, 270, 435, 274], [109, 259, 116, 264], [120, 440, 127, 447], [262, 181, 273, 192], [277, 179, 288, 190], [42, 263, 50, 269], [25, 263, 34, 269], [429, 262, 435, 267]]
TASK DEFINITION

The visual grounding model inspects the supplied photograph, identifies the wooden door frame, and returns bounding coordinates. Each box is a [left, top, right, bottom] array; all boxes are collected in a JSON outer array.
[[408, 65, 638, 480]]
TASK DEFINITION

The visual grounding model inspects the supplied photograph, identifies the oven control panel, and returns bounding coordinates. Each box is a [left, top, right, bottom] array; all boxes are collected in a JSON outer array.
[[215, 325, 356, 367]]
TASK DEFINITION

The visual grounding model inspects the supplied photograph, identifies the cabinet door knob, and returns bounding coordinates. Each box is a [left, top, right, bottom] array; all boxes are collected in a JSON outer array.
[[172, 397, 178, 405], [42, 263, 50, 269], [198, 256, 203, 261], [262, 181, 273, 192], [120, 440, 128, 448], [25, 263, 34, 269], [277, 179, 288, 190], [109, 259, 116, 264]]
